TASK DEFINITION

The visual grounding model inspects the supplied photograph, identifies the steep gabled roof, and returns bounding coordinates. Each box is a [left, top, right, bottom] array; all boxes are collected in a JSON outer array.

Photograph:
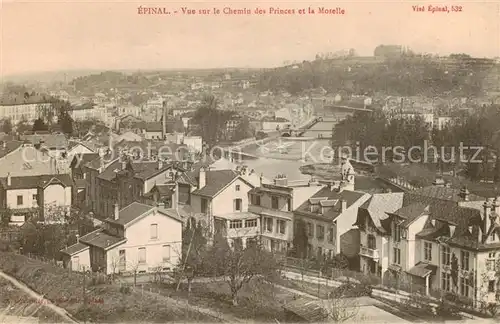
[[191, 170, 240, 198], [388, 203, 429, 227], [104, 202, 154, 226], [354, 192, 404, 233], [0, 174, 73, 190]]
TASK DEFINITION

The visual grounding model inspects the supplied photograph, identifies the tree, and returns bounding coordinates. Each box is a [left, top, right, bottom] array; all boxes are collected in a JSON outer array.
[[16, 116, 31, 134], [0, 208, 12, 228], [2, 119, 12, 134], [323, 285, 360, 322], [232, 117, 254, 141], [206, 233, 279, 306], [292, 219, 308, 258], [32, 118, 48, 132], [191, 94, 235, 145], [176, 218, 208, 293], [58, 112, 74, 135]]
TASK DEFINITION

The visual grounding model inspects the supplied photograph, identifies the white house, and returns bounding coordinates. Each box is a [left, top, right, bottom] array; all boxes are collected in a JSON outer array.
[[0, 173, 72, 225], [73, 202, 183, 274], [190, 168, 255, 237]]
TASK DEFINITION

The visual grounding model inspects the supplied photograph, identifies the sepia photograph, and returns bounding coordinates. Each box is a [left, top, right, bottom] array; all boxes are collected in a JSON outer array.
[[1, 0, 500, 323]]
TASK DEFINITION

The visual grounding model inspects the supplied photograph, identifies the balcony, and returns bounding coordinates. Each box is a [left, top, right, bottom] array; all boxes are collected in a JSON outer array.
[[359, 246, 379, 260], [248, 205, 292, 220]]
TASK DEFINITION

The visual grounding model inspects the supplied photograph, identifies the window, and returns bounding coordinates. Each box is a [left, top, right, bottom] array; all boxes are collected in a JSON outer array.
[[393, 223, 401, 242], [265, 218, 273, 232], [138, 247, 146, 264], [460, 277, 470, 297], [271, 196, 279, 209], [234, 199, 242, 212], [278, 219, 286, 234], [441, 246, 451, 265], [328, 227, 334, 243], [255, 195, 261, 206], [442, 272, 451, 292], [287, 198, 292, 211], [317, 225, 325, 240], [489, 280, 496, 293], [235, 185, 240, 191], [245, 219, 257, 228], [461, 251, 470, 270], [393, 247, 401, 265], [32, 194, 38, 203], [424, 242, 432, 261], [17, 195, 23, 206], [490, 252, 497, 258], [163, 245, 171, 262], [367, 234, 376, 249], [150, 224, 158, 240], [491, 232, 497, 241], [201, 198, 208, 214], [307, 222, 313, 237], [72, 256, 80, 271], [229, 220, 242, 229], [487, 259, 496, 271]]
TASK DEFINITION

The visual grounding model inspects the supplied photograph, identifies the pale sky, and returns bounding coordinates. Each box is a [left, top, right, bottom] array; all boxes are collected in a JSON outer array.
[[1, 0, 499, 76]]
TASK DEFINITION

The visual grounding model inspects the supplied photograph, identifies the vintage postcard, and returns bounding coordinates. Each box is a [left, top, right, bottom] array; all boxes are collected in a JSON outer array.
[[1, 0, 500, 323]]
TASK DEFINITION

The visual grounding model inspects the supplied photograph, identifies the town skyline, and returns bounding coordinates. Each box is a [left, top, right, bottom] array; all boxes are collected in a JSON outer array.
[[1, 1, 499, 77]]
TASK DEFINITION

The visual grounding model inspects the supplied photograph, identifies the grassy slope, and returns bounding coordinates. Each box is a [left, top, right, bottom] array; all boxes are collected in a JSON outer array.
[[0, 252, 218, 323]]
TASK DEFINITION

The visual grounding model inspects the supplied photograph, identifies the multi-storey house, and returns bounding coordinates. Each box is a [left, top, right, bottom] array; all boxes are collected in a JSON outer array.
[[248, 175, 324, 253], [0, 173, 72, 225], [61, 202, 182, 274], [354, 179, 500, 306], [70, 153, 99, 207], [190, 167, 255, 240], [294, 183, 370, 260]]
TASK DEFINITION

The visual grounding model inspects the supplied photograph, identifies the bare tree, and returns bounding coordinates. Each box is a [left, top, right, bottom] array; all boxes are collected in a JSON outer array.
[[207, 232, 279, 306], [323, 289, 361, 322]]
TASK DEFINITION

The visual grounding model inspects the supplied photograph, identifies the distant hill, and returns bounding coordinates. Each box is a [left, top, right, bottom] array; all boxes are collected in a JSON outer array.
[[257, 55, 498, 97]]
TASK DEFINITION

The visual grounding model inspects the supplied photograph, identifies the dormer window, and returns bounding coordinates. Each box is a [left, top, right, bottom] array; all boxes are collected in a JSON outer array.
[[491, 232, 497, 242]]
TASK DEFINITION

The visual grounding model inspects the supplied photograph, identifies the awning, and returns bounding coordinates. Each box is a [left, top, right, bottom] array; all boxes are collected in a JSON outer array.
[[406, 262, 438, 278]]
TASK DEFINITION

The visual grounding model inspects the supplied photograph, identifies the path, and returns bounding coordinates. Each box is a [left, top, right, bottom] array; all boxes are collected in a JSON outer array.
[[0, 270, 78, 324]]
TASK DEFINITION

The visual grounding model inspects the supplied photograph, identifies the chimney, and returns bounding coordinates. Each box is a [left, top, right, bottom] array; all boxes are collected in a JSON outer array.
[[2, 142, 6, 149], [121, 160, 127, 170], [431, 219, 436, 227], [114, 203, 119, 220], [432, 177, 445, 187], [76, 234, 80, 243], [99, 159, 105, 172], [158, 160, 163, 170], [341, 199, 347, 212], [198, 167, 206, 189], [459, 186, 470, 201], [162, 101, 168, 139], [449, 224, 456, 238], [172, 182, 179, 211], [7, 173, 11, 186], [259, 173, 263, 185], [274, 174, 288, 186], [484, 199, 493, 234]]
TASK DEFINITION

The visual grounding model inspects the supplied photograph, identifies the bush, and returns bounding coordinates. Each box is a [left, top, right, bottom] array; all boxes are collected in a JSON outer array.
[[329, 282, 371, 298]]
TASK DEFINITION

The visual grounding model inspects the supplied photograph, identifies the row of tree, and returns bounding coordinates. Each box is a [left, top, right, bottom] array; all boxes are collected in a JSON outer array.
[[332, 105, 500, 182]]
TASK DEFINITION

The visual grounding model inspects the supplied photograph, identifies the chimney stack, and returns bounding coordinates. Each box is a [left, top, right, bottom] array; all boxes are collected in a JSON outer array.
[[6, 173, 11, 186], [259, 173, 263, 185], [484, 198, 493, 234], [114, 203, 119, 220], [76, 234, 80, 243], [2, 141, 6, 149], [341, 199, 347, 212], [172, 182, 179, 211], [99, 159, 105, 172], [274, 174, 288, 187], [198, 167, 206, 189], [121, 160, 127, 170], [158, 160, 163, 170]]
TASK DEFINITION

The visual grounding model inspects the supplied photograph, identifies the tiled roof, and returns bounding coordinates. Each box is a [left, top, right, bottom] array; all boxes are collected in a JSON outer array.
[[96, 160, 122, 181], [0, 141, 23, 159], [20, 134, 68, 149], [191, 170, 239, 197], [354, 192, 404, 232], [79, 229, 126, 250], [144, 122, 163, 132], [410, 186, 483, 203], [407, 262, 437, 278], [0, 94, 52, 106], [0, 174, 73, 190], [105, 202, 154, 226], [130, 161, 177, 180], [295, 187, 366, 221], [70, 153, 99, 169], [389, 203, 429, 227], [60, 242, 89, 256]]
